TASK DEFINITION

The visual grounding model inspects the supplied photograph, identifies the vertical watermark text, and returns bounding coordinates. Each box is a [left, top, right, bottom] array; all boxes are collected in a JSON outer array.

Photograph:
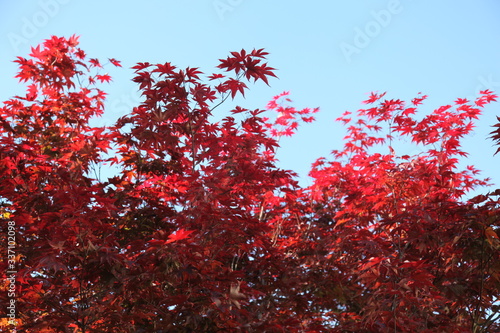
[[5, 213, 17, 329]]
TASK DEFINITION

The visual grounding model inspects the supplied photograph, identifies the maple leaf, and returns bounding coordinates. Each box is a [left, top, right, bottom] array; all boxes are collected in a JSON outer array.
[[245, 61, 277, 85], [108, 58, 122, 67], [185, 67, 202, 79], [166, 229, 195, 244], [231, 106, 248, 114], [363, 91, 386, 104], [208, 73, 225, 80], [67, 34, 80, 47], [225, 78, 247, 98], [131, 62, 151, 70], [411, 93, 427, 105], [250, 48, 269, 58], [29, 45, 43, 59], [96, 74, 112, 83], [75, 48, 86, 59], [131, 71, 153, 90], [89, 58, 102, 68], [152, 62, 176, 74], [26, 84, 38, 101]]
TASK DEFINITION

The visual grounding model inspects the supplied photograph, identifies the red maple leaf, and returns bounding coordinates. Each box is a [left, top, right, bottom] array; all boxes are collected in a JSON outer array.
[[96, 74, 112, 83], [108, 58, 122, 67], [89, 58, 102, 68], [166, 229, 195, 244]]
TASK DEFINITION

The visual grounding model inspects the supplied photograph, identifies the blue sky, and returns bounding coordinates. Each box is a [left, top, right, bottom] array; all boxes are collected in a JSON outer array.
[[1, 0, 499, 196]]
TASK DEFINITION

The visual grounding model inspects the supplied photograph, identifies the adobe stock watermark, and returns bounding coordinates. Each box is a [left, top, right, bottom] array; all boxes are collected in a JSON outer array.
[[5, 215, 18, 330], [7, 0, 73, 53], [213, 0, 244, 21], [466, 74, 499, 102], [108, 87, 142, 117], [339, 0, 405, 64]]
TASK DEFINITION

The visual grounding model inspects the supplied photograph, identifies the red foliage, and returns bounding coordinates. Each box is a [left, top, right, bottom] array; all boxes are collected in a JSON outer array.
[[306, 91, 500, 332], [0, 36, 499, 332]]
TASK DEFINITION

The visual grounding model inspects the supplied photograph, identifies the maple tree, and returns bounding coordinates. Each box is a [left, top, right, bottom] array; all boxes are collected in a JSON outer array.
[[301, 92, 500, 332], [0, 35, 499, 332]]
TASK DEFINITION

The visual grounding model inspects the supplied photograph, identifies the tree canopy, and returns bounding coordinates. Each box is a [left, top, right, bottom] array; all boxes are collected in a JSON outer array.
[[1, 35, 499, 332]]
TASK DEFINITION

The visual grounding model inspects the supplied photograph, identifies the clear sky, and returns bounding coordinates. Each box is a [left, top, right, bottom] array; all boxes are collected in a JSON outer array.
[[1, 0, 499, 197]]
